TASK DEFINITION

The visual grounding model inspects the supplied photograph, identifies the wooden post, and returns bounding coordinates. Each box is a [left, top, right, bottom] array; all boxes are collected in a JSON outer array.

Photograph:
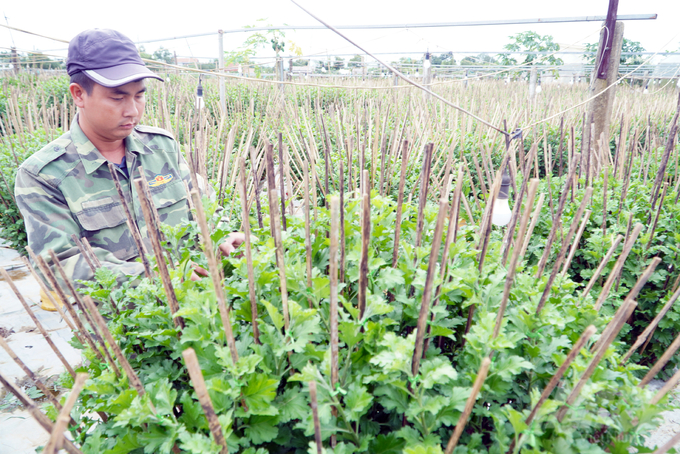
[[238, 159, 260, 344], [182, 348, 229, 454], [43, 373, 88, 454], [582, 2, 624, 171]]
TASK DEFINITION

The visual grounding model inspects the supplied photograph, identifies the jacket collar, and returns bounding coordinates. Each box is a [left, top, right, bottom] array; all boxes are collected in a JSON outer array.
[[70, 114, 153, 175]]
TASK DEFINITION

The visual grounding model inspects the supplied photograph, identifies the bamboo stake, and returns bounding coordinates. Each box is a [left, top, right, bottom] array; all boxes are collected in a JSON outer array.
[[593, 223, 644, 311], [0, 371, 83, 454], [412, 198, 448, 376], [329, 196, 340, 448], [20, 256, 77, 334], [107, 162, 153, 279], [650, 431, 680, 454], [535, 186, 593, 313], [43, 373, 88, 454], [519, 193, 545, 258], [580, 235, 624, 301], [249, 145, 264, 229], [392, 140, 409, 267], [238, 159, 260, 344], [81, 296, 152, 411], [133, 178, 184, 329], [0, 335, 70, 416], [269, 188, 291, 331], [556, 299, 638, 422], [560, 210, 592, 276], [535, 154, 581, 278], [622, 285, 680, 363], [358, 190, 371, 318], [340, 161, 346, 287], [444, 357, 491, 454], [414, 143, 433, 251], [182, 348, 229, 454], [646, 182, 669, 250], [303, 162, 314, 307], [591, 258, 660, 355], [651, 367, 680, 405], [507, 325, 596, 454], [309, 380, 323, 454], [493, 179, 540, 338], [639, 330, 680, 388], [278, 132, 288, 229], [190, 190, 238, 365], [30, 251, 100, 360], [80, 238, 102, 268], [0, 267, 78, 378]]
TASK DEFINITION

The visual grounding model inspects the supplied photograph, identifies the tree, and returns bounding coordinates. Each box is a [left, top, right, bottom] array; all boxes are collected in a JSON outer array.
[[461, 53, 497, 66], [430, 52, 455, 66], [332, 57, 345, 71], [224, 19, 302, 67], [152, 47, 173, 64], [138, 46, 153, 61], [583, 38, 645, 66], [348, 54, 362, 68], [498, 31, 563, 66]]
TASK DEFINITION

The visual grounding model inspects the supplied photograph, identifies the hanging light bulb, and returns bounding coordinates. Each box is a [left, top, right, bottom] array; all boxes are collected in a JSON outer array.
[[643, 82, 649, 94], [536, 78, 542, 93], [492, 167, 512, 226], [195, 76, 204, 110]]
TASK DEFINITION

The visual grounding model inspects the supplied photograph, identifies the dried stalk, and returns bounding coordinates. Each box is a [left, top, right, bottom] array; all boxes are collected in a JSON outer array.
[[269, 188, 291, 331], [238, 159, 260, 344], [309, 380, 323, 454], [43, 373, 88, 454], [190, 190, 238, 364], [444, 357, 491, 454], [182, 348, 229, 454], [412, 198, 448, 376], [0, 267, 77, 378], [580, 235, 624, 301], [392, 140, 409, 267], [519, 193, 545, 258], [560, 210, 592, 276], [556, 300, 637, 422], [358, 191, 371, 318], [329, 195, 340, 448], [593, 224, 644, 311], [0, 370, 83, 454]]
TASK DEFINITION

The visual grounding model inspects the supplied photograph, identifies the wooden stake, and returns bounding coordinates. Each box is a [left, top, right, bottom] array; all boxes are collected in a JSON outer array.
[[190, 190, 238, 364], [412, 198, 448, 376], [646, 182, 669, 250], [594, 223, 644, 311], [622, 285, 680, 363], [238, 159, 260, 344], [48, 250, 122, 377], [556, 300, 637, 422], [580, 234, 624, 301], [519, 193, 545, 258], [392, 140, 409, 267], [493, 179, 540, 338], [133, 178, 184, 329], [107, 162, 153, 279], [0, 371, 83, 454], [414, 143, 433, 250], [43, 373, 88, 454], [651, 366, 680, 405], [535, 154, 581, 278], [309, 380, 323, 454], [0, 267, 77, 378], [81, 296, 152, 411], [340, 160, 346, 287], [444, 357, 491, 454], [639, 330, 680, 388], [269, 188, 290, 331], [329, 196, 340, 448], [358, 191, 371, 318], [560, 210, 592, 276], [278, 132, 287, 229], [650, 431, 680, 454], [535, 187, 593, 313], [182, 348, 229, 454], [507, 325, 596, 454]]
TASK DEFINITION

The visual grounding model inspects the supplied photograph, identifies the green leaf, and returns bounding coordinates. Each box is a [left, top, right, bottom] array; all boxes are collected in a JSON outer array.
[[242, 373, 280, 416], [344, 382, 373, 421], [419, 357, 458, 389], [244, 415, 279, 444], [262, 299, 284, 330]]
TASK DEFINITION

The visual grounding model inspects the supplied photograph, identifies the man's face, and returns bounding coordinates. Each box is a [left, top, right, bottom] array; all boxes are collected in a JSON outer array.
[[73, 79, 147, 143]]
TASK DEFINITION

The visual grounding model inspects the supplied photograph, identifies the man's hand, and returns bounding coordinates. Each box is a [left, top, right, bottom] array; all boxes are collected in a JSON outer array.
[[190, 232, 246, 281]]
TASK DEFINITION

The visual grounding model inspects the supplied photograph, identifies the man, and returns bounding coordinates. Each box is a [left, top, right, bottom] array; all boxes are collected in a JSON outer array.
[[14, 29, 241, 310]]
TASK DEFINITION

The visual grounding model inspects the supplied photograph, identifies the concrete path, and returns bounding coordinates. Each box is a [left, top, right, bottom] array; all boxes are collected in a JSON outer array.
[[0, 242, 82, 454]]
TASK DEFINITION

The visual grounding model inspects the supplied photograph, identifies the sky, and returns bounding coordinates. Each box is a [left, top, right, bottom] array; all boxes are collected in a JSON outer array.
[[2, 0, 679, 67]]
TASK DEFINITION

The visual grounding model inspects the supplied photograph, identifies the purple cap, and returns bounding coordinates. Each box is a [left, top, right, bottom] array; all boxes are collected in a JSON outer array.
[[66, 29, 163, 87]]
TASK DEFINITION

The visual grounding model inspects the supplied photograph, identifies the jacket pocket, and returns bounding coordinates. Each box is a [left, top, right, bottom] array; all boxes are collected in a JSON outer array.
[[75, 196, 127, 231]]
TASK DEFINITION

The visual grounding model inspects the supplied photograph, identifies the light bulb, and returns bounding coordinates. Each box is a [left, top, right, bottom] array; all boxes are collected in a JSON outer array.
[[536, 85, 542, 93], [492, 198, 512, 226], [424, 60, 431, 69], [643, 87, 649, 94], [195, 77, 204, 109]]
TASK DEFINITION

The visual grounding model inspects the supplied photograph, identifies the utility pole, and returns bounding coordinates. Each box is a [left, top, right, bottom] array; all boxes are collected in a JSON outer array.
[[361, 55, 367, 79], [10, 47, 19, 74], [218, 30, 226, 115], [583, 0, 624, 179], [529, 65, 538, 100], [423, 51, 432, 100]]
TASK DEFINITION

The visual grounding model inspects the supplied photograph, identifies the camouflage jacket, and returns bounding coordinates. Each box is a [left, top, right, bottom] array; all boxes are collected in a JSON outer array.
[[15, 115, 204, 287]]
